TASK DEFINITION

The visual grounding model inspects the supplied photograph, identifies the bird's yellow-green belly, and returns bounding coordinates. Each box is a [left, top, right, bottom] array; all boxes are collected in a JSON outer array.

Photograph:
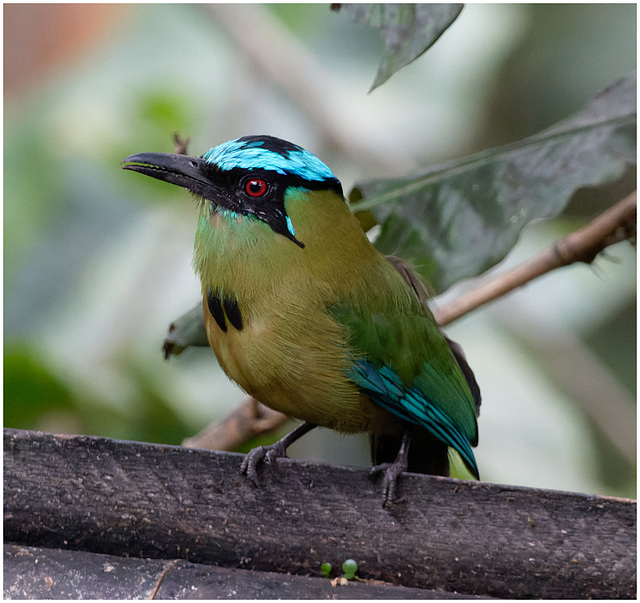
[[202, 298, 398, 435]]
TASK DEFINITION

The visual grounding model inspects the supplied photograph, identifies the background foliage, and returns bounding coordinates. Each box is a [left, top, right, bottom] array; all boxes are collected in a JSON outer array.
[[4, 4, 636, 497]]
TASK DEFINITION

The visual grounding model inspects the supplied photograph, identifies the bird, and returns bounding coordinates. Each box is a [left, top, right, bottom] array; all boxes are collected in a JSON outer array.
[[122, 134, 481, 502]]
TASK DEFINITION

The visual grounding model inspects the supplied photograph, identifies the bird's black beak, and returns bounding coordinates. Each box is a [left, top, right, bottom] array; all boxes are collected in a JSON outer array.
[[123, 150, 307, 249], [121, 152, 222, 200]]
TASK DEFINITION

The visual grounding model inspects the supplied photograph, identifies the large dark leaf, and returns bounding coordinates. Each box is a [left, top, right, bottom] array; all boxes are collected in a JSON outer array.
[[350, 74, 637, 292], [335, 4, 463, 91]]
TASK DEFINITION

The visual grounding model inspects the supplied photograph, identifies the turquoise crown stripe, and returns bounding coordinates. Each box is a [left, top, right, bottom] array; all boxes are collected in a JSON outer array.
[[202, 136, 337, 183]]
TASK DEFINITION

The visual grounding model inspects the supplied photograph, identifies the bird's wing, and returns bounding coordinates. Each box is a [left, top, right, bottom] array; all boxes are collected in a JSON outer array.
[[332, 300, 479, 478]]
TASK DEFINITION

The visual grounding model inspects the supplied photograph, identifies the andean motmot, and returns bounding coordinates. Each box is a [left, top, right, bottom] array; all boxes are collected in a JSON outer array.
[[122, 135, 481, 501]]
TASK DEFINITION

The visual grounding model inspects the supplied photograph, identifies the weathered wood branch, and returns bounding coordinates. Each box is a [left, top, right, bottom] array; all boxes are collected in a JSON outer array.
[[3, 429, 636, 599], [5, 543, 456, 600]]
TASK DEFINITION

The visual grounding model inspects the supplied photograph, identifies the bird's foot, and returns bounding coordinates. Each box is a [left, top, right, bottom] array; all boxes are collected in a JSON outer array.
[[240, 440, 288, 485], [369, 430, 411, 505], [370, 458, 408, 505], [240, 422, 317, 485]]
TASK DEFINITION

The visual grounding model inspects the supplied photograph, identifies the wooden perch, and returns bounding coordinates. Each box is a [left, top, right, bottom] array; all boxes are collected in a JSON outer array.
[[4, 543, 446, 600], [4, 429, 636, 599]]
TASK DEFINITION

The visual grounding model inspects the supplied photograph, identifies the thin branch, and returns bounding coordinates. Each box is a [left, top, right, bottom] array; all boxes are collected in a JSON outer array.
[[433, 191, 636, 326], [182, 397, 290, 451], [172, 132, 190, 155]]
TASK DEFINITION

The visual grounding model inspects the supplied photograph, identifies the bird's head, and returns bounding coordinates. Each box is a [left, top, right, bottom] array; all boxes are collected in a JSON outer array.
[[122, 135, 344, 249]]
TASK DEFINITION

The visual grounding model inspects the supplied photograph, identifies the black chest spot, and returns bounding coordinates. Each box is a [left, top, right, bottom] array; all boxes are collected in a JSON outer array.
[[207, 288, 243, 332]]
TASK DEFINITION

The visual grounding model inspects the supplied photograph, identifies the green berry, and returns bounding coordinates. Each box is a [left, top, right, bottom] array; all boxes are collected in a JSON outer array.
[[320, 562, 332, 578], [342, 558, 358, 579]]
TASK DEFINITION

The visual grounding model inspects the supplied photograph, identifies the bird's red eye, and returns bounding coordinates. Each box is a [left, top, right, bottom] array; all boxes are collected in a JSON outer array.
[[244, 178, 268, 198]]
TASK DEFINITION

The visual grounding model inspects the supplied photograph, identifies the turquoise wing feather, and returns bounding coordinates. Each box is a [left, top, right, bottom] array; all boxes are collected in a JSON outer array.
[[333, 294, 479, 478]]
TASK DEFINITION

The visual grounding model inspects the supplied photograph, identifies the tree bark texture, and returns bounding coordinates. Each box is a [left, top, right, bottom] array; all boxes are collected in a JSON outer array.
[[5, 543, 466, 599], [3, 429, 636, 599]]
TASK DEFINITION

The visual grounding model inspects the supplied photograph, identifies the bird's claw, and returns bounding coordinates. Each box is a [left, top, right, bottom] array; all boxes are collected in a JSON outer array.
[[370, 459, 407, 505], [241, 441, 288, 484]]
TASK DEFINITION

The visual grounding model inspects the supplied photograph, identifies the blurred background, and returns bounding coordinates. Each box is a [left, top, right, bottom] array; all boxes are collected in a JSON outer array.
[[4, 4, 636, 497]]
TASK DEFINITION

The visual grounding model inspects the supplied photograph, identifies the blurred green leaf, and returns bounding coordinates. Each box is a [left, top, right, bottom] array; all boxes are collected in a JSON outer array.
[[122, 358, 196, 445], [4, 118, 65, 287], [4, 344, 77, 428], [351, 73, 636, 291], [336, 3, 463, 91], [136, 89, 194, 135], [4, 342, 137, 438]]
